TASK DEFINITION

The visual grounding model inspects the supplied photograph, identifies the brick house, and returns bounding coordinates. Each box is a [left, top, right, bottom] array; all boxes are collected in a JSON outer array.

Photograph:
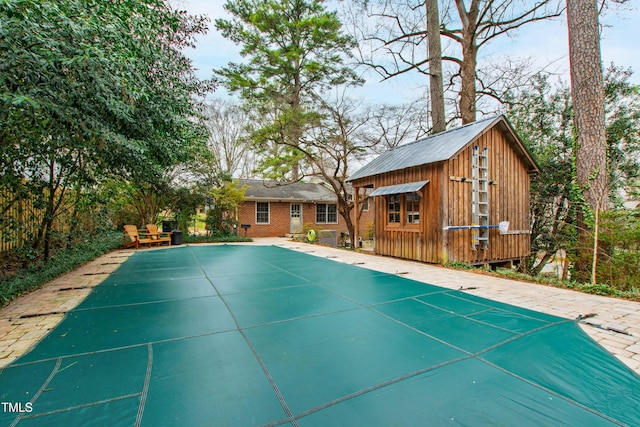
[[236, 179, 374, 241]]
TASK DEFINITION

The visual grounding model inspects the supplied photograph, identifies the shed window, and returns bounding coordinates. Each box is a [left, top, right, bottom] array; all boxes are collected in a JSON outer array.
[[406, 193, 420, 224], [256, 202, 270, 224], [317, 203, 338, 224], [386, 193, 421, 226], [388, 194, 401, 223], [361, 197, 370, 212]]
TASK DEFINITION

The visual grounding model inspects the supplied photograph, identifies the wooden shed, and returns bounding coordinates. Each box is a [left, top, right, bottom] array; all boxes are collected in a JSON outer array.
[[347, 115, 540, 266]]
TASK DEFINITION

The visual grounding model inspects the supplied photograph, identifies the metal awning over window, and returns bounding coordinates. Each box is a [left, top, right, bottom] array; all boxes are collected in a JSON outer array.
[[369, 180, 429, 197]]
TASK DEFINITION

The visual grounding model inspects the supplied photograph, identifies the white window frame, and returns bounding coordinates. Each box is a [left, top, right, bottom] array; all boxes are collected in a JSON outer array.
[[361, 197, 370, 212], [316, 203, 338, 224], [256, 202, 270, 224]]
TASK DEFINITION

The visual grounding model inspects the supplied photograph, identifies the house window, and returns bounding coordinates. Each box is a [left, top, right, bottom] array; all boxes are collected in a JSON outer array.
[[406, 192, 420, 224], [316, 203, 338, 224], [361, 197, 370, 212], [388, 194, 401, 223], [256, 202, 270, 224]]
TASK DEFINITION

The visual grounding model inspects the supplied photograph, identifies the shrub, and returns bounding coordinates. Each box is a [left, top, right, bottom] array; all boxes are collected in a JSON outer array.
[[0, 231, 122, 307], [365, 221, 375, 240], [183, 234, 252, 244], [596, 210, 640, 291]]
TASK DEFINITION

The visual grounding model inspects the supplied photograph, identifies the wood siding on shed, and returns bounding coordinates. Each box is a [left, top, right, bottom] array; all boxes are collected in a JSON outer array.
[[445, 127, 531, 264], [350, 124, 533, 265], [361, 164, 443, 263]]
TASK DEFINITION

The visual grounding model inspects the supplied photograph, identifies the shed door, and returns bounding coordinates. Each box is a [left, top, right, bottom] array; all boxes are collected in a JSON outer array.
[[290, 203, 302, 234]]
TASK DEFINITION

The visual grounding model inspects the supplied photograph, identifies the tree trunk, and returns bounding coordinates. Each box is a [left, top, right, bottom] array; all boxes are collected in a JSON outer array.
[[426, 0, 446, 133], [567, 0, 608, 210], [459, 40, 477, 124], [567, 0, 608, 281], [291, 62, 303, 181], [455, 0, 478, 124], [338, 201, 355, 247], [535, 250, 556, 276]]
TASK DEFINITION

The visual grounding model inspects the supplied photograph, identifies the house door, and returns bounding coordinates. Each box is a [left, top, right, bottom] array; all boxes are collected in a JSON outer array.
[[290, 203, 302, 233]]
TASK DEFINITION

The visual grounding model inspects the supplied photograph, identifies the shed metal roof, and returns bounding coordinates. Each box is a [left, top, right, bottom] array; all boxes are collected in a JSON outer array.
[[347, 115, 538, 182], [369, 181, 430, 196], [238, 179, 338, 202]]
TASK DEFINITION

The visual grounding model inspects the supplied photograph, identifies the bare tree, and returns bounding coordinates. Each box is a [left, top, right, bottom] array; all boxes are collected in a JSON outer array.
[[427, 0, 446, 132], [203, 99, 256, 178], [303, 95, 375, 240], [347, 0, 563, 123], [447, 0, 563, 123], [365, 100, 430, 153], [257, 86, 428, 238], [306, 96, 424, 239]]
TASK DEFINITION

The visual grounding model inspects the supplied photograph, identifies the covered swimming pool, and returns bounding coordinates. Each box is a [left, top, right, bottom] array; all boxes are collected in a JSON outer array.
[[2, 245, 639, 426]]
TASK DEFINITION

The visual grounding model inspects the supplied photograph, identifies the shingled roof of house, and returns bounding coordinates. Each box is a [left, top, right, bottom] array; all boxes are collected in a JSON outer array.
[[237, 179, 337, 202]]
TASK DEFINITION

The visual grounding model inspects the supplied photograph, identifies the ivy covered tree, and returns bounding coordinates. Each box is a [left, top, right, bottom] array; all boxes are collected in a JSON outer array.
[[215, 0, 362, 180], [566, 0, 609, 282], [506, 65, 640, 283]]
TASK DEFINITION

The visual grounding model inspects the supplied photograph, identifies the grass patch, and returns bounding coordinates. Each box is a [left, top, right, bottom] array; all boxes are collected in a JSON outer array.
[[0, 231, 122, 308]]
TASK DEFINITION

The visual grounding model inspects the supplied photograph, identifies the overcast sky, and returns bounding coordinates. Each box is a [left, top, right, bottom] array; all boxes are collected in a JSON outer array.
[[178, 1, 640, 105]]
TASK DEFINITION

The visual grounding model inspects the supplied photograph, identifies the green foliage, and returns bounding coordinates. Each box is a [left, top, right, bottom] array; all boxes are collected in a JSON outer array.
[[446, 265, 640, 301], [168, 187, 206, 233], [505, 65, 640, 278], [183, 235, 252, 244], [215, 0, 362, 180], [0, 231, 122, 307], [594, 210, 640, 290], [510, 268, 638, 299], [216, 0, 359, 102], [603, 66, 640, 206], [1, 0, 212, 181], [505, 73, 577, 273], [205, 180, 246, 237], [1, 0, 212, 260], [445, 261, 474, 269], [364, 221, 375, 240]]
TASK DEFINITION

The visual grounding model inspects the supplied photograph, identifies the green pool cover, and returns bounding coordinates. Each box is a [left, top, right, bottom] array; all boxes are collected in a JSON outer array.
[[2, 245, 639, 426]]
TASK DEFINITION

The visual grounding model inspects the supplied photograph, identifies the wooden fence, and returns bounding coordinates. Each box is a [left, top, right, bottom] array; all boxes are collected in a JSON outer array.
[[0, 188, 42, 253]]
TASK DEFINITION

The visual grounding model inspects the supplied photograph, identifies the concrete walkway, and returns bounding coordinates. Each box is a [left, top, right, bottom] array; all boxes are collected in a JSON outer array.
[[1, 238, 639, 375]]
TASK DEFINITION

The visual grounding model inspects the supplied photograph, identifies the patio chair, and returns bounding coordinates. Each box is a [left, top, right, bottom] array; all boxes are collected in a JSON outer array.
[[123, 225, 158, 249], [146, 224, 172, 247]]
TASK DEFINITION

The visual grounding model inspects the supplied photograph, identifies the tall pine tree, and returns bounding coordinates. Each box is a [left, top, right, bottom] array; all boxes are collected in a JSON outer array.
[[567, 0, 608, 282], [215, 0, 361, 180]]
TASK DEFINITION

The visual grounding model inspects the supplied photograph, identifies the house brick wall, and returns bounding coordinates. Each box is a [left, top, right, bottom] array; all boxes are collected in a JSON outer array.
[[237, 200, 375, 240], [237, 201, 290, 237]]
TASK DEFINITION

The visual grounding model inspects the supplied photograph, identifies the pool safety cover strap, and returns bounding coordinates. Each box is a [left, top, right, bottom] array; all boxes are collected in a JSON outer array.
[[1, 245, 639, 426]]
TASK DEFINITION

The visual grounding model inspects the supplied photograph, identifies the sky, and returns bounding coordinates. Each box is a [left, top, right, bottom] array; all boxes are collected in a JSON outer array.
[[177, 0, 640, 106]]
